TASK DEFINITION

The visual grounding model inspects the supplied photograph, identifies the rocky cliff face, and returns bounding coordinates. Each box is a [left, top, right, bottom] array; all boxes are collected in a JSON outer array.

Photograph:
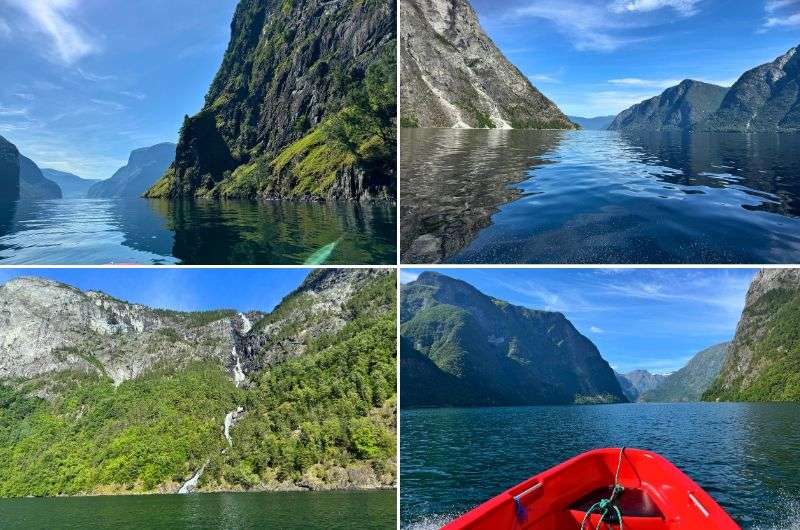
[[400, 0, 575, 130], [701, 45, 800, 132], [145, 0, 396, 202], [239, 268, 394, 373], [400, 272, 627, 406], [0, 135, 20, 200], [41, 169, 95, 199], [87, 143, 176, 198], [0, 277, 235, 386], [615, 369, 666, 402], [705, 269, 800, 401], [608, 80, 728, 131], [643, 342, 729, 402]]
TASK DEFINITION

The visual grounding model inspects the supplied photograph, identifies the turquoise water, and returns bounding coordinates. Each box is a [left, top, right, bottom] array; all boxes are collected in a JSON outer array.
[[0, 490, 396, 529], [401, 129, 800, 264], [0, 198, 396, 265], [400, 403, 800, 529]]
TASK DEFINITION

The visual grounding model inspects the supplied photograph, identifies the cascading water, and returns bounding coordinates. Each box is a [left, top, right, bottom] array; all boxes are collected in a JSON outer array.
[[178, 462, 206, 494]]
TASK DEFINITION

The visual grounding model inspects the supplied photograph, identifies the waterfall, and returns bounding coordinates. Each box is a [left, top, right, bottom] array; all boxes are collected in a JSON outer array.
[[232, 346, 245, 387], [224, 406, 244, 446], [239, 312, 252, 334], [178, 462, 206, 494]]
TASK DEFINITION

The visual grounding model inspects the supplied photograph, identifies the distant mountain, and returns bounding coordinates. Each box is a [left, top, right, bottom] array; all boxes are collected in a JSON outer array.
[[615, 370, 666, 401], [642, 342, 730, 402], [609, 80, 729, 131], [700, 45, 800, 132], [568, 115, 616, 130], [400, 272, 627, 407], [19, 156, 62, 200], [400, 0, 575, 130], [0, 135, 20, 200], [41, 169, 95, 198], [87, 143, 176, 198], [705, 269, 800, 401]]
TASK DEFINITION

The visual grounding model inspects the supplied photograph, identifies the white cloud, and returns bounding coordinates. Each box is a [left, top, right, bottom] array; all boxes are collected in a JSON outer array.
[[609, 0, 700, 16], [400, 271, 419, 284], [609, 77, 682, 88], [766, 0, 800, 13], [590, 326, 604, 333], [765, 11, 800, 26], [0, 105, 29, 117], [528, 74, 561, 83], [0, 18, 11, 39], [7, 0, 96, 64], [77, 68, 115, 82], [511, 1, 645, 52]]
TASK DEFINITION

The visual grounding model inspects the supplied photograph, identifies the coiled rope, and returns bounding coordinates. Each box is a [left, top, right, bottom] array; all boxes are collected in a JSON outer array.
[[580, 447, 626, 530]]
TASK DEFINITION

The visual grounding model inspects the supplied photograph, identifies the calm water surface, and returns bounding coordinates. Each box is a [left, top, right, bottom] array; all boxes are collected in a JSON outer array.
[[0, 198, 396, 265], [400, 129, 800, 263], [400, 403, 800, 529], [0, 490, 395, 529]]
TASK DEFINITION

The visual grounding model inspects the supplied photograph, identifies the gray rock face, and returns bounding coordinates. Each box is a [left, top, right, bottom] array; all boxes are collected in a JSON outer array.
[[0, 277, 234, 386], [87, 143, 176, 198], [400, 272, 627, 406], [615, 370, 666, 401], [239, 268, 393, 372], [400, 0, 575, 130], [701, 46, 800, 132], [41, 169, 96, 198], [19, 155, 62, 200], [642, 342, 729, 402], [608, 80, 729, 131], [0, 135, 20, 200]]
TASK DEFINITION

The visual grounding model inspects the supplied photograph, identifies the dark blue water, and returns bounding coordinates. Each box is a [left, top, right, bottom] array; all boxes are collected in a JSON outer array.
[[400, 129, 800, 264], [0, 198, 396, 265], [400, 403, 800, 529], [0, 490, 395, 529]]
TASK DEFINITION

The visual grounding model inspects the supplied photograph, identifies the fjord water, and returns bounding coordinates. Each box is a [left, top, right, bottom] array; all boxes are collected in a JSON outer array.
[[0, 198, 396, 265], [400, 404, 800, 529], [0, 490, 395, 529], [400, 129, 800, 263]]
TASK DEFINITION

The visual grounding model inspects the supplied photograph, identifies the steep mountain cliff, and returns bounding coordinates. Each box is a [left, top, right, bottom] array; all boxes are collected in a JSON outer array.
[[41, 169, 96, 198], [86, 143, 175, 198], [615, 370, 666, 402], [643, 342, 729, 402], [704, 269, 800, 401], [608, 80, 728, 131], [400, 272, 626, 406], [0, 135, 20, 200], [700, 45, 800, 132], [19, 155, 62, 200], [0, 269, 396, 497], [400, 0, 575, 130], [145, 0, 396, 202]]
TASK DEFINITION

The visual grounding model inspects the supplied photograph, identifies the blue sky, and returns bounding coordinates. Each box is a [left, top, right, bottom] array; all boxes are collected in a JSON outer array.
[[0, 268, 311, 313], [0, 0, 238, 179], [472, 0, 800, 117], [401, 268, 757, 374]]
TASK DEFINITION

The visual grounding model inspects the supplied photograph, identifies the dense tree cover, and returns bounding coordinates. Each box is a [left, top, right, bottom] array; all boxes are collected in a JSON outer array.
[[704, 288, 800, 402], [0, 273, 396, 497]]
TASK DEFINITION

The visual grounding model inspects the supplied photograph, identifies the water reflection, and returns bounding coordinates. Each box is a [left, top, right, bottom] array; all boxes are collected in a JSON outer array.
[[400, 128, 564, 263], [0, 198, 396, 265], [402, 129, 800, 264]]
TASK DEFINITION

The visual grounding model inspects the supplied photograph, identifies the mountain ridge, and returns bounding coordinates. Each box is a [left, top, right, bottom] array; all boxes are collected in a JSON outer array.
[[87, 143, 176, 198]]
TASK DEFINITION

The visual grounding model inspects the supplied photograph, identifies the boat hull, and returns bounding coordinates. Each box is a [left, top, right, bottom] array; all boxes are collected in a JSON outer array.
[[442, 448, 740, 530]]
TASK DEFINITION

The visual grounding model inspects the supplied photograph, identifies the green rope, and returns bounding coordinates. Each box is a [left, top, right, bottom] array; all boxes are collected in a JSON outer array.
[[579, 447, 626, 530]]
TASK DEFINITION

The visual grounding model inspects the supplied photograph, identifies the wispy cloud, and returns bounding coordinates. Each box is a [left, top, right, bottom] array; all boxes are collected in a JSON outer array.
[[762, 0, 800, 27], [400, 271, 420, 284], [0, 18, 11, 39], [77, 68, 115, 82], [0, 105, 29, 117], [609, 0, 700, 16], [7, 0, 96, 64], [609, 77, 682, 88], [590, 326, 605, 333]]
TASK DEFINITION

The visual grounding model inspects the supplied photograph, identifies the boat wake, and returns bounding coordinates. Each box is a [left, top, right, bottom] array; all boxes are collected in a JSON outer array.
[[404, 513, 459, 530]]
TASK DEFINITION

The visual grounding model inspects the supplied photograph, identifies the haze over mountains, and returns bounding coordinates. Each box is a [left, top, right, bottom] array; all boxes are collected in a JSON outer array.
[[87, 143, 176, 199], [610, 45, 800, 132], [399, 0, 575, 130]]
